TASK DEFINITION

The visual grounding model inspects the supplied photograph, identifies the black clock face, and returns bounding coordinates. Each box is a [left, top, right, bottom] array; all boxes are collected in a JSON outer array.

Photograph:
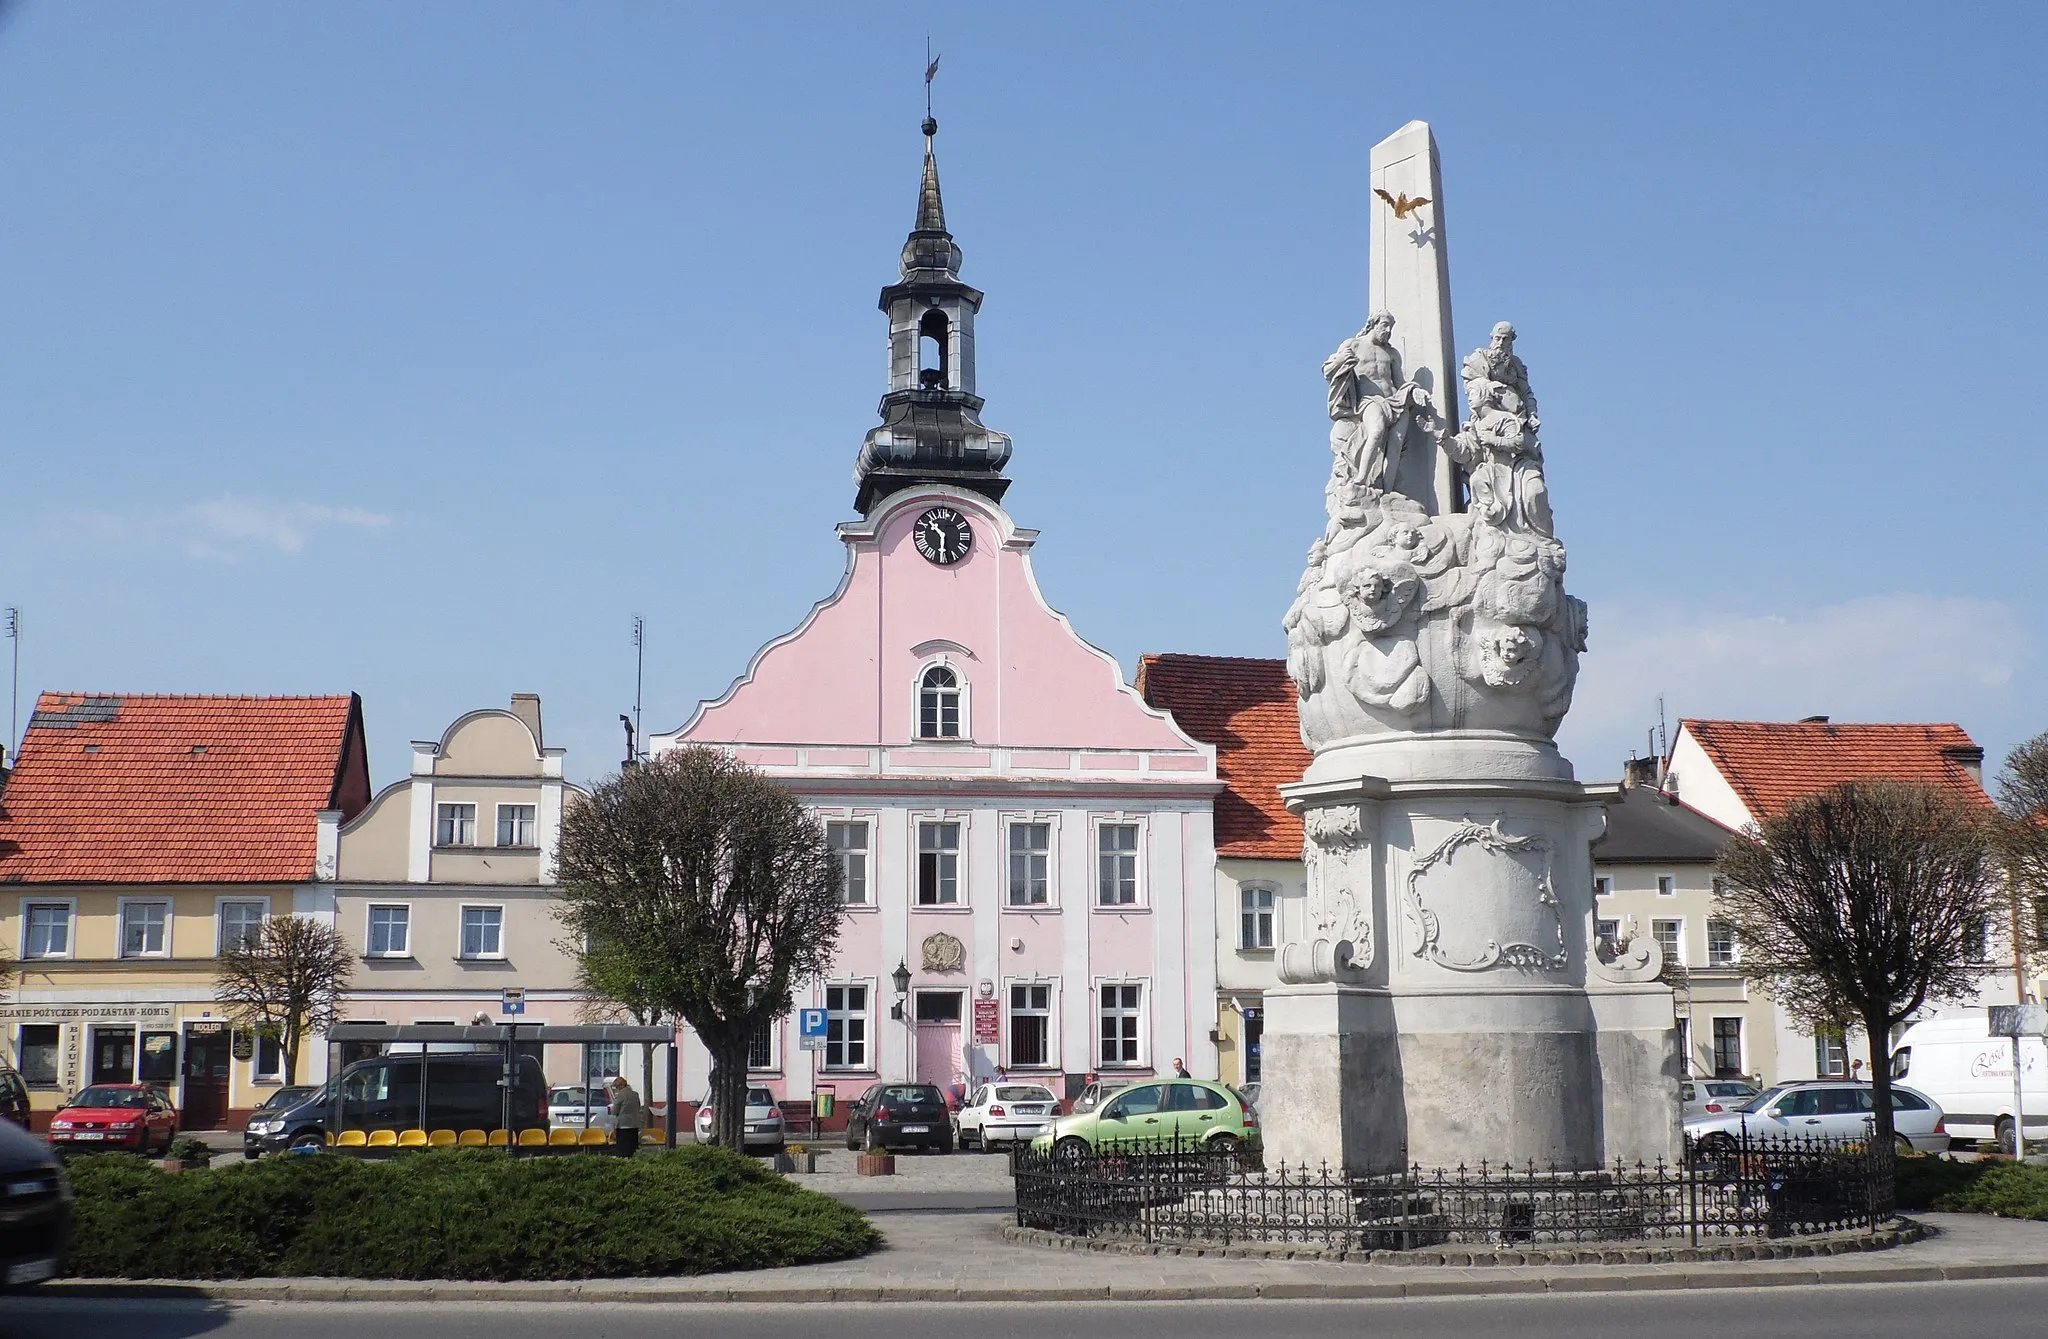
[[912, 507, 973, 565]]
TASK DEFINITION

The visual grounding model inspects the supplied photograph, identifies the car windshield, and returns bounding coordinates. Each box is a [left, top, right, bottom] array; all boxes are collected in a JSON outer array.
[[1738, 1086, 1785, 1115], [259, 1086, 316, 1112], [72, 1086, 147, 1109], [995, 1085, 1055, 1102]]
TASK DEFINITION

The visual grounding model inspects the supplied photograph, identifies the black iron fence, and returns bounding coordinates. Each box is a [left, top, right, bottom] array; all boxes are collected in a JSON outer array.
[[1012, 1132, 1896, 1250]]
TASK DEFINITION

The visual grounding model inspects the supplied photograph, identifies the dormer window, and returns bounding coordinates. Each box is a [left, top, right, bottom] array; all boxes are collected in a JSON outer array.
[[918, 664, 962, 739], [917, 309, 949, 389]]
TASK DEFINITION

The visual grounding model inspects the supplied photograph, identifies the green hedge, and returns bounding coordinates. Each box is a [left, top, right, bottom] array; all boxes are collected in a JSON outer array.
[[1895, 1157, 2048, 1220], [65, 1146, 880, 1280]]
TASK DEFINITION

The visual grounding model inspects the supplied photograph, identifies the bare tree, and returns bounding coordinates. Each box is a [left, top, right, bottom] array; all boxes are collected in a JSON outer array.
[[1715, 781, 1998, 1151], [1994, 731, 2048, 970], [554, 746, 841, 1152], [214, 916, 354, 1084]]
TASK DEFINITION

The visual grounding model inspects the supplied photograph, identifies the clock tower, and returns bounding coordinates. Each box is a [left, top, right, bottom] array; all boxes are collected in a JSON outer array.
[[852, 117, 1012, 517]]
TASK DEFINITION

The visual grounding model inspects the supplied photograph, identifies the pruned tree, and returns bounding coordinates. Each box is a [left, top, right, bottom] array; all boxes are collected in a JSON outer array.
[[213, 915, 354, 1084], [1994, 731, 2048, 968], [554, 746, 841, 1151], [1715, 781, 1998, 1152]]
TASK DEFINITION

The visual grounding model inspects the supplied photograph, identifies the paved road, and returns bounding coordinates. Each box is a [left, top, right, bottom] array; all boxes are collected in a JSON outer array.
[[7, 1279, 2047, 1339]]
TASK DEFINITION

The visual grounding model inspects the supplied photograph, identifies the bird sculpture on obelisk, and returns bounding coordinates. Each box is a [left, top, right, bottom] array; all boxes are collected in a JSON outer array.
[[1266, 122, 1679, 1175]]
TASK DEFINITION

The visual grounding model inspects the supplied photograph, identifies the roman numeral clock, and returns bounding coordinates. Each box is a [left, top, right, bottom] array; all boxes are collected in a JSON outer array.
[[912, 506, 973, 565]]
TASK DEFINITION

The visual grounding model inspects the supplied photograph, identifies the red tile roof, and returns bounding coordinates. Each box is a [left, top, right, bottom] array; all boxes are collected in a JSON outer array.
[[1138, 655, 1306, 859], [1678, 718, 1990, 821], [0, 692, 370, 884]]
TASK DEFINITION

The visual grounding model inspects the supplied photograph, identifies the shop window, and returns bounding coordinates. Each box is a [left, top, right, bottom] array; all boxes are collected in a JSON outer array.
[[138, 1031, 178, 1083], [16, 1026, 59, 1087]]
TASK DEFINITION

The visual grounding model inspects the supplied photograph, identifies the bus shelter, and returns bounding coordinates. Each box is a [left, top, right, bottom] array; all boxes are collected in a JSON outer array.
[[322, 1022, 679, 1149]]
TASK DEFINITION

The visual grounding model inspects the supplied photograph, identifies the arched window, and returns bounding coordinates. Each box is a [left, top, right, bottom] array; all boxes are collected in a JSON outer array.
[[917, 309, 950, 389], [918, 664, 962, 739]]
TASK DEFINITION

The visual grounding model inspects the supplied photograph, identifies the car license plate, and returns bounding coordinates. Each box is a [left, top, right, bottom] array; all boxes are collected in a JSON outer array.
[[902, 1124, 929, 1133], [70, 1132, 104, 1141], [5, 1258, 56, 1286]]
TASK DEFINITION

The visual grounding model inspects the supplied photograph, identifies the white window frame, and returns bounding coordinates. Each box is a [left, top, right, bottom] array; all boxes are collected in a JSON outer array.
[[1593, 876, 1613, 898], [459, 903, 507, 960], [1706, 918, 1737, 967], [916, 819, 964, 907], [913, 658, 969, 741], [436, 802, 478, 847], [1096, 978, 1147, 1069], [1239, 882, 1276, 951], [216, 896, 270, 954], [1656, 874, 1677, 898], [826, 819, 871, 907], [1004, 977, 1059, 1071], [584, 1041, 623, 1082], [823, 980, 873, 1073], [19, 898, 77, 961], [1094, 817, 1145, 908], [117, 897, 172, 959], [1814, 1032, 1848, 1078], [1651, 917, 1684, 968], [1595, 917, 1621, 952], [1965, 916, 1993, 964], [365, 903, 413, 958], [495, 803, 537, 848], [747, 1015, 782, 1074], [1006, 819, 1053, 908], [253, 1032, 284, 1082]]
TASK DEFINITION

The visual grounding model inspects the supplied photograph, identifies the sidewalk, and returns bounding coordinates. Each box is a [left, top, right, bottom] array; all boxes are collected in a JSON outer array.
[[41, 1212, 2048, 1303]]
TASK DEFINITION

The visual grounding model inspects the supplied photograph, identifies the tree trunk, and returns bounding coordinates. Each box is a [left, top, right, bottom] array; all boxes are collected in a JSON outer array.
[[283, 1021, 301, 1086], [709, 1034, 752, 1154], [1863, 1010, 1898, 1152]]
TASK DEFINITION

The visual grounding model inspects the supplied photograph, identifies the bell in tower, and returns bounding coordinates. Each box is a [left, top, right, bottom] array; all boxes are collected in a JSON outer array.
[[852, 116, 1013, 516]]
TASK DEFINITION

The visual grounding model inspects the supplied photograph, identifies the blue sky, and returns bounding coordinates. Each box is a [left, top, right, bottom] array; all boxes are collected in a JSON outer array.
[[3, 4, 2044, 792]]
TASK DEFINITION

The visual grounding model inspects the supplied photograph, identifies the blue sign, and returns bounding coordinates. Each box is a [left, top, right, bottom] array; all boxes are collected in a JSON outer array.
[[798, 1007, 828, 1051], [501, 988, 526, 1016]]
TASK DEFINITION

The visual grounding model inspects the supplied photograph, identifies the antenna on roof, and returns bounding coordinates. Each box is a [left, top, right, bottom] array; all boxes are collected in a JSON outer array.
[[630, 615, 646, 764], [3, 606, 18, 764], [1655, 695, 1669, 790]]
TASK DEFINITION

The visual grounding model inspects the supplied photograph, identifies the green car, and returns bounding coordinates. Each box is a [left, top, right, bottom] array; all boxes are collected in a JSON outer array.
[[1030, 1078, 1255, 1158]]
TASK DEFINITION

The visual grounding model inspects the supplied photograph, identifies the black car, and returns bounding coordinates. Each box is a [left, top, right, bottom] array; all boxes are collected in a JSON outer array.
[[241, 1052, 549, 1156], [844, 1082, 953, 1153], [240, 1085, 319, 1160], [0, 1067, 29, 1130], [0, 1114, 70, 1290]]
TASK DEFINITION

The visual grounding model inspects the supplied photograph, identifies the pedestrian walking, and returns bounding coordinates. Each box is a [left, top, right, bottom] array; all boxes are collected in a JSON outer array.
[[608, 1075, 646, 1157], [1172, 1057, 1190, 1078]]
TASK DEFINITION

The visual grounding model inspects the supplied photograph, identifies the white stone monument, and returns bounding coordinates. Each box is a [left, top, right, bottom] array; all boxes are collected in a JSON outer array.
[[1263, 122, 1679, 1174]]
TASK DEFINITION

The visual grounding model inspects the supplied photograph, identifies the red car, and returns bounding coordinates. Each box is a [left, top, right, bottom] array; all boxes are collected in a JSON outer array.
[[46, 1085, 179, 1156]]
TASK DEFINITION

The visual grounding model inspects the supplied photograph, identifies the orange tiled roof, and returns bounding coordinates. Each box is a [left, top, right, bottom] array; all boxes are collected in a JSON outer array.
[[1679, 718, 1990, 820], [0, 692, 370, 884], [1138, 654, 1306, 859]]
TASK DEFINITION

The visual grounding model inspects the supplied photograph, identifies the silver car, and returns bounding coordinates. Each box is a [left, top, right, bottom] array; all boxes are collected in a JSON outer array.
[[1680, 1078, 1760, 1121], [1683, 1080, 1948, 1154], [547, 1085, 616, 1132], [694, 1086, 786, 1152]]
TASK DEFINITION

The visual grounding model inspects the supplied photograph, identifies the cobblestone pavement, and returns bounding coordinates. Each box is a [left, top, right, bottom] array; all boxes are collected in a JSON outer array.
[[41, 1212, 2048, 1303]]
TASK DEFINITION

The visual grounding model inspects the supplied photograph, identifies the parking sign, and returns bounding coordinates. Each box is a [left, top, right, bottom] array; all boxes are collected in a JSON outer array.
[[799, 1007, 828, 1052]]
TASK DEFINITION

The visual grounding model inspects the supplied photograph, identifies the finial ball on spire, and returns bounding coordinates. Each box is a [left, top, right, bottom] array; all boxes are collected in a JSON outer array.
[[922, 117, 938, 138]]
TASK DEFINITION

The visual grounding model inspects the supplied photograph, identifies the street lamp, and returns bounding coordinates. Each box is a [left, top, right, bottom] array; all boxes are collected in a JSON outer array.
[[889, 960, 911, 1022]]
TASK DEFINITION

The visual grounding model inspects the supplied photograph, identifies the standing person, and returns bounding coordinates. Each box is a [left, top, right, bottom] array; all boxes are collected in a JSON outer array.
[[609, 1075, 646, 1157], [1172, 1057, 1190, 1078]]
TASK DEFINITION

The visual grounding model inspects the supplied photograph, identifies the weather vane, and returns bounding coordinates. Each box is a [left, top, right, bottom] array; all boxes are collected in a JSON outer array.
[[924, 36, 940, 129]]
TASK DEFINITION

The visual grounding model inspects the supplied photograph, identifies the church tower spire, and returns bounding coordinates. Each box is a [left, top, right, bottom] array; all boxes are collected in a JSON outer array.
[[852, 116, 1012, 516]]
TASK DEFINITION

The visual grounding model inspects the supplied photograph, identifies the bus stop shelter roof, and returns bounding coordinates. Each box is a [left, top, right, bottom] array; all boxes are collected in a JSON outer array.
[[326, 1023, 675, 1044]]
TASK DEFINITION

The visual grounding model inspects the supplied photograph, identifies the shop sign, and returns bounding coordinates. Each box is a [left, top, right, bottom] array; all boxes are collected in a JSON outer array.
[[232, 1032, 256, 1062], [186, 1021, 227, 1037], [0, 1005, 174, 1021]]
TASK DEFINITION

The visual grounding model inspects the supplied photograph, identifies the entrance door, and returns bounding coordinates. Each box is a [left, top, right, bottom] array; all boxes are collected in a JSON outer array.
[[181, 1024, 232, 1130], [1241, 1007, 1263, 1085], [913, 991, 964, 1093], [90, 1027, 137, 1085]]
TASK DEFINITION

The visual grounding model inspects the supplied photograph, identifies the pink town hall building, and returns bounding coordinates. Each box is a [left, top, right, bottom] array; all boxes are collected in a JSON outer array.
[[651, 119, 1221, 1111]]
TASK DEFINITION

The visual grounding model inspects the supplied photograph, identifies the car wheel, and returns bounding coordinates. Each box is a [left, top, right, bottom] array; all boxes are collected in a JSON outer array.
[[939, 1130, 954, 1154], [1697, 1132, 1738, 1181], [289, 1131, 325, 1153], [1894, 1132, 1916, 1156], [1207, 1133, 1241, 1166], [1997, 1116, 2017, 1156], [1053, 1136, 1091, 1165]]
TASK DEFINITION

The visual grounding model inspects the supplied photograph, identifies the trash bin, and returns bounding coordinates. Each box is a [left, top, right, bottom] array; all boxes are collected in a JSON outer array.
[[814, 1090, 834, 1119]]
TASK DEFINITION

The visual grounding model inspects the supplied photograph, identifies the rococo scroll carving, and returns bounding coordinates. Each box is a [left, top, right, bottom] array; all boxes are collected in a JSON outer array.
[[1301, 805, 1374, 972], [1404, 819, 1567, 973]]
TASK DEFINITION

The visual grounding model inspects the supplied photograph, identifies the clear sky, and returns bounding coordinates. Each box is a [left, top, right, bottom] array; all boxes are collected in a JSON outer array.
[[3, 4, 2044, 793]]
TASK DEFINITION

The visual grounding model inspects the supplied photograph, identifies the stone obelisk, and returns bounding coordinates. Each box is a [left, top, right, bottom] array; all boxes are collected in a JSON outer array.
[[1262, 122, 1678, 1174]]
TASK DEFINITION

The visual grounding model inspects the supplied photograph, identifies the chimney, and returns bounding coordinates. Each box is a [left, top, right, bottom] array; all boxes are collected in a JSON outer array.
[[1942, 742, 1986, 787], [1623, 757, 1659, 790], [509, 693, 544, 749]]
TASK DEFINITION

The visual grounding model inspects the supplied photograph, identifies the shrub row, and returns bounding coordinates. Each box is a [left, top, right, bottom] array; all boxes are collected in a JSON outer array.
[[1895, 1157, 2048, 1220], [65, 1145, 880, 1280]]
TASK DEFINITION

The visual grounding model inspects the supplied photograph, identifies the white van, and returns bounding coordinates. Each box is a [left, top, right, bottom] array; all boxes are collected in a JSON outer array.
[[1889, 1016, 2048, 1151]]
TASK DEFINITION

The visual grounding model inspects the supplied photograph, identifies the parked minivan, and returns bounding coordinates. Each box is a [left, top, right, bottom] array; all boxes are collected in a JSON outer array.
[[241, 1052, 549, 1155], [1891, 1016, 2047, 1152]]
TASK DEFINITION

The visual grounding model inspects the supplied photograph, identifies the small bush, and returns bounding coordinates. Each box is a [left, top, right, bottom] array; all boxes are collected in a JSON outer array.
[[166, 1136, 214, 1166], [66, 1145, 880, 1280]]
